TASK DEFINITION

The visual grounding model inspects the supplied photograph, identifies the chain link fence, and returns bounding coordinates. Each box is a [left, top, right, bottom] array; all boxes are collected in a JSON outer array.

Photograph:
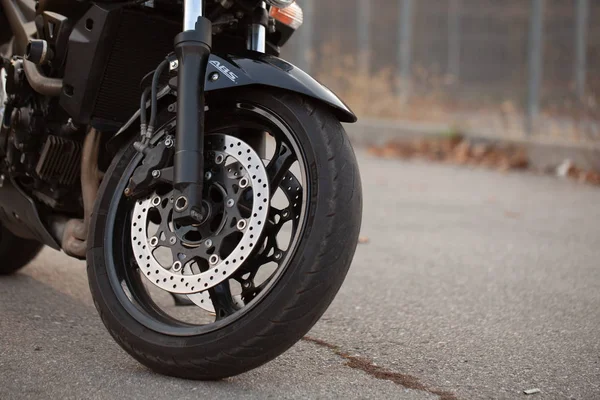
[[281, 0, 600, 142]]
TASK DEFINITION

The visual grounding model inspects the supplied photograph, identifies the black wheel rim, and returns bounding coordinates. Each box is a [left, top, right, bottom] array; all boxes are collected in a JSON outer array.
[[104, 101, 310, 336]]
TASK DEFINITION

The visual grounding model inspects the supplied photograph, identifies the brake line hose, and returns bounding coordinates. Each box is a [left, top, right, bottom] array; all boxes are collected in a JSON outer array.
[[146, 58, 170, 141]]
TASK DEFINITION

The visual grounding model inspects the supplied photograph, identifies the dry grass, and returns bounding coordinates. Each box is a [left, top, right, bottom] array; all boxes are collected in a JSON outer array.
[[311, 44, 600, 144]]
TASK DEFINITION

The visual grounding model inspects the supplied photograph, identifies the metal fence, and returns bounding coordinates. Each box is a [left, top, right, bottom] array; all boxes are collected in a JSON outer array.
[[281, 0, 600, 141]]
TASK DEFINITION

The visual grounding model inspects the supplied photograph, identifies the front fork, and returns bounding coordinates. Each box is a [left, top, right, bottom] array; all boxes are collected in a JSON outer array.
[[173, 0, 268, 225], [172, 0, 212, 224]]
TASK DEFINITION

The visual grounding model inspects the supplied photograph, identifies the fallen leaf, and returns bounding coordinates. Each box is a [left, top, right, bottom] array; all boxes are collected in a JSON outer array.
[[584, 170, 600, 185], [358, 236, 370, 244], [504, 211, 520, 219], [556, 159, 573, 178]]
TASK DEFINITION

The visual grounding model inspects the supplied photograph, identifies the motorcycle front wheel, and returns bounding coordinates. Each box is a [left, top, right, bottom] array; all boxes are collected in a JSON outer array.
[[86, 89, 362, 379]]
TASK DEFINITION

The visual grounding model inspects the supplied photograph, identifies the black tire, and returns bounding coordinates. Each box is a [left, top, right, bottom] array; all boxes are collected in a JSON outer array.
[[0, 225, 44, 275], [86, 89, 362, 379]]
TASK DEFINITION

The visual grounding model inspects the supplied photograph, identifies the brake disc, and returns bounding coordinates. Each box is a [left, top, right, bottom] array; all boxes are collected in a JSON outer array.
[[0, 67, 7, 125], [131, 134, 270, 311]]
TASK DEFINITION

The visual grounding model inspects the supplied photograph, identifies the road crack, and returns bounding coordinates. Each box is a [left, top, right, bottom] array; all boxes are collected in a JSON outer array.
[[303, 336, 457, 400]]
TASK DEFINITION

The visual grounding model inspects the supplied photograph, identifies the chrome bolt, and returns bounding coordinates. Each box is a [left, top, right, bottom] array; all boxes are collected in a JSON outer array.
[[152, 170, 161, 178], [149, 237, 159, 247], [243, 281, 251, 288], [169, 60, 179, 70], [172, 261, 182, 272], [152, 196, 161, 206], [274, 251, 282, 260], [209, 72, 219, 82], [209, 255, 219, 265], [239, 177, 249, 188], [282, 210, 289, 218], [175, 196, 188, 212], [205, 171, 212, 180], [236, 219, 247, 231], [165, 137, 174, 148], [169, 237, 177, 245], [205, 239, 213, 248], [226, 198, 235, 208], [215, 154, 224, 164]]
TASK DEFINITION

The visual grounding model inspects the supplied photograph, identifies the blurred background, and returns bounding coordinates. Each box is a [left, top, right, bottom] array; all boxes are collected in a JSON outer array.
[[280, 0, 600, 144]]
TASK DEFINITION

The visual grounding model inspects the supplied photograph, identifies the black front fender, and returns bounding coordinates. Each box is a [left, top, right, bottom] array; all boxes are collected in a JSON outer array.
[[112, 52, 356, 150], [184, 52, 357, 123]]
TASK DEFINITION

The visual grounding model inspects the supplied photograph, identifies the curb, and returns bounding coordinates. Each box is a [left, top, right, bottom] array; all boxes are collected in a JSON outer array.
[[344, 118, 600, 171]]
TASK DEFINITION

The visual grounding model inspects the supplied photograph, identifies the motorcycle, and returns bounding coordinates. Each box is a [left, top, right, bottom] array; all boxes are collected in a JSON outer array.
[[0, 0, 362, 378]]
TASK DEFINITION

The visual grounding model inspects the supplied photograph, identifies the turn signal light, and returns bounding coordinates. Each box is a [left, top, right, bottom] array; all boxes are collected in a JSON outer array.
[[270, 3, 304, 30]]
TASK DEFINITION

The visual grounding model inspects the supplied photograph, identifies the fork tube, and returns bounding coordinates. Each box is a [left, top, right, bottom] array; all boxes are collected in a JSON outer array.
[[173, 0, 212, 224], [184, 0, 204, 30], [248, 1, 268, 52]]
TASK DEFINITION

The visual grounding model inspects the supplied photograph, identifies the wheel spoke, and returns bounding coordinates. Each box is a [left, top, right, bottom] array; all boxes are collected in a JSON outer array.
[[209, 280, 239, 320], [231, 168, 303, 303], [266, 140, 296, 191]]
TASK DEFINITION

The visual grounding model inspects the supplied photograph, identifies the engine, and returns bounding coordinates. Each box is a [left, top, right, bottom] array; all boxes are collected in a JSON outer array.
[[0, 57, 83, 211]]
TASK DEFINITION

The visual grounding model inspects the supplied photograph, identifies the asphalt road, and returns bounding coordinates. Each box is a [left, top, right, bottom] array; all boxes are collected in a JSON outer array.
[[1, 150, 599, 400]]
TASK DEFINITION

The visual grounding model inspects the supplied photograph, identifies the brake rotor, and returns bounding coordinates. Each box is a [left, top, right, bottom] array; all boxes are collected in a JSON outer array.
[[0, 67, 7, 125], [131, 134, 270, 310]]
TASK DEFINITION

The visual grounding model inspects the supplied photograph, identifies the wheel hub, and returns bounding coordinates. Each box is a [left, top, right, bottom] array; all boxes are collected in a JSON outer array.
[[131, 134, 270, 302]]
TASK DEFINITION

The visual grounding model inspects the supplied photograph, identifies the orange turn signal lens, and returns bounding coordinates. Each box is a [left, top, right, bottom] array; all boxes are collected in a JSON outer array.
[[270, 3, 304, 30]]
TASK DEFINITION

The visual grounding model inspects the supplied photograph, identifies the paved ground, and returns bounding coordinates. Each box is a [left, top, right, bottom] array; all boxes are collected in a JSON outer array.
[[1, 150, 599, 400]]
